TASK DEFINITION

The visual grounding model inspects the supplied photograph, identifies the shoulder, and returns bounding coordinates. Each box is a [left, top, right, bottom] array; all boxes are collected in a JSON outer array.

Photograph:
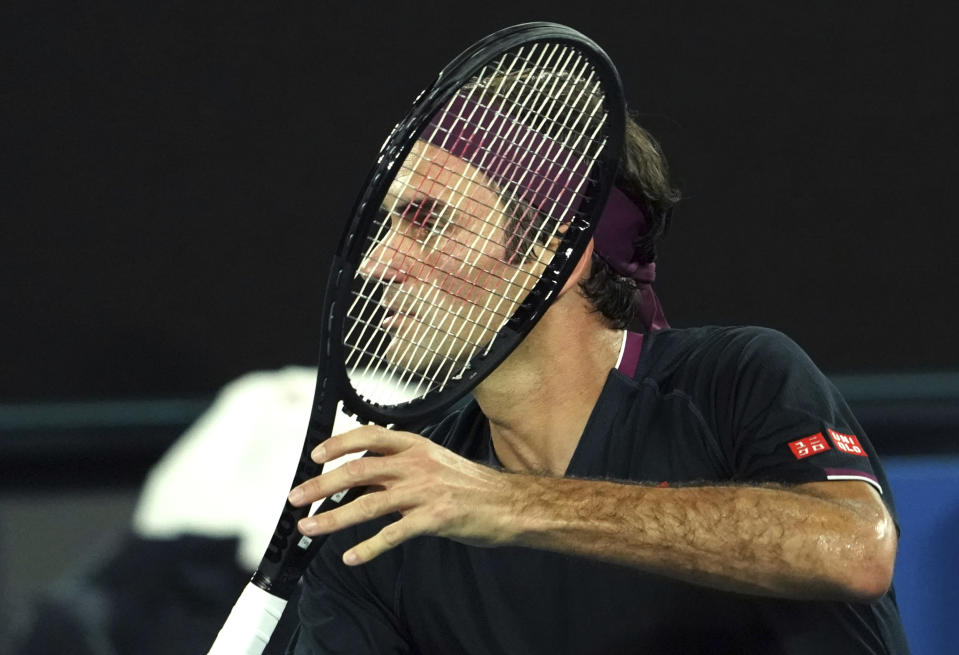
[[644, 324, 801, 353], [635, 326, 838, 420], [639, 325, 811, 381]]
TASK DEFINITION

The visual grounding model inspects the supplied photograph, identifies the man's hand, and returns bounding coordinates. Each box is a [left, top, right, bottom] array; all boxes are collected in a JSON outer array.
[[287, 426, 518, 566]]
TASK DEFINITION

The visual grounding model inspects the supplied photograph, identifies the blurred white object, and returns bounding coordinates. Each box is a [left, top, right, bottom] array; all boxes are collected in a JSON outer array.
[[132, 367, 364, 570], [132, 366, 417, 571]]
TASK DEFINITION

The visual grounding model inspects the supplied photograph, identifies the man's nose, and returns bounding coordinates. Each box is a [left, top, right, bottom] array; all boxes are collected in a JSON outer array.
[[359, 232, 415, 283]]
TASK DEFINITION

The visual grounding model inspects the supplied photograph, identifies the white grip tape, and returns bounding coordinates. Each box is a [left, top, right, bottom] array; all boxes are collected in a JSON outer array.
[[208, 582, 288, 655]]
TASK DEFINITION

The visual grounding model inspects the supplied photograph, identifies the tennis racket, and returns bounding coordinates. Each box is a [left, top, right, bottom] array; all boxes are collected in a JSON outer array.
[[208, 21, 626, 653]]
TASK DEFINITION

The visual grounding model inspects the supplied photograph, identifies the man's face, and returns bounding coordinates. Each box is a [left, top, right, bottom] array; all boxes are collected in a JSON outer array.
[[357, 141, 549, 377]]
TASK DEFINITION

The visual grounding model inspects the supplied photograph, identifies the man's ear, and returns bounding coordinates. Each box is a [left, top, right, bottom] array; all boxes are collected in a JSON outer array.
[[560, 238, 595, 295]]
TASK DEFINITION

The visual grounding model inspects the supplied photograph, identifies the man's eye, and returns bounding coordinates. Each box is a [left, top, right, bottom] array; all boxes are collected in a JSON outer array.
[[405, 200, 435, 227], [400, 199, 448, 239]]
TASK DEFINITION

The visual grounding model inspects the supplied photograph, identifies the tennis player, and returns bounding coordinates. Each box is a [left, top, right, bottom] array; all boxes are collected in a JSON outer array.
[[283, 106, 910, 653]]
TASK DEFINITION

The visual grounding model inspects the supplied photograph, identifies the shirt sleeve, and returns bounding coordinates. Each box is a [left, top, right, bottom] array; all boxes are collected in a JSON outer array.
[[286, 516, 412, 655], [708, 327, 885, 495]]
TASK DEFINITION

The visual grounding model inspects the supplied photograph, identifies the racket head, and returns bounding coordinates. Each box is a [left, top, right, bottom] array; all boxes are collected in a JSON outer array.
[[328, 22, 626, 426]]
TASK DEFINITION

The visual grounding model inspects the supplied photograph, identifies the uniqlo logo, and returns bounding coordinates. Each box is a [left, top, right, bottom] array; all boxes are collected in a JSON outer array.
[[828, 429, 867, 456], [788, 433, 831, 459]]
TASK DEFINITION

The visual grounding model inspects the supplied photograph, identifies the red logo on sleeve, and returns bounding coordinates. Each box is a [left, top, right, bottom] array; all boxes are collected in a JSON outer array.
[[788, 433, 831, 459], [827, 429, 867, 456]]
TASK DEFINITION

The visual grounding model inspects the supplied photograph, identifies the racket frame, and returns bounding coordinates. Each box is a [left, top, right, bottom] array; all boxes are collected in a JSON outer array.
[[227, 15, 626, 622], [333, 22, 627, 426]]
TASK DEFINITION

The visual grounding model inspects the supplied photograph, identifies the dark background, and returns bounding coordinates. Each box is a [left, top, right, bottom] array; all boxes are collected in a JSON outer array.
[[4, 0, 957, 401]]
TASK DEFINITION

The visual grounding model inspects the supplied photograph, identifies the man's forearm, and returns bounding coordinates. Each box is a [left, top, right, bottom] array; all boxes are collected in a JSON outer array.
[[502, 475, 896, 602], [290, 427, 896, 601]]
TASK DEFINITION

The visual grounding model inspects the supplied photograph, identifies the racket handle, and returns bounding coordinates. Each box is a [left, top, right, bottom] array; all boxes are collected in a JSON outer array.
[[208, 582, 288, 655]]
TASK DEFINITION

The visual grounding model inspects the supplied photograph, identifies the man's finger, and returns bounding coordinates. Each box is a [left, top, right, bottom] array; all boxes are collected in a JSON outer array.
[[342, 511, 433, 566], [297, 486, 411, 536], [313, 425, 421, 464], [289, 454, 398, 506]]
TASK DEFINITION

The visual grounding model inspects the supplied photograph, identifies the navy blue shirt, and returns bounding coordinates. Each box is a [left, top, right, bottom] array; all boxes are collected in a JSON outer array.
[[288, 326, 910, 654]]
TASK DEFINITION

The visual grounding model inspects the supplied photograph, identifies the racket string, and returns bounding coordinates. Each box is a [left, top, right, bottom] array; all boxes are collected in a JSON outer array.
[[381, 170, 592, 248], [356, 237, 543, 298], [351, 48, 604, 398], [369, 45, 566, 389], [435, 43, 607, 369], [345, 40, 609, 404], [345, 288, 515, 334]]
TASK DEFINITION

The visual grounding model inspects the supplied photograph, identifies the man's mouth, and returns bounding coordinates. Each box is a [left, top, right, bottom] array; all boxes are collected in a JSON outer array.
[[380, 302, 419, 330], [381, 311, 400, 329], [380, 289, 416, 326]]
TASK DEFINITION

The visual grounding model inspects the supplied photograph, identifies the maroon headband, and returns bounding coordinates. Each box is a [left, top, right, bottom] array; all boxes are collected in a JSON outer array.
[[594, 187, 669, 331], [423, 94, 590, 224], [423, 93, 669, 332]]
